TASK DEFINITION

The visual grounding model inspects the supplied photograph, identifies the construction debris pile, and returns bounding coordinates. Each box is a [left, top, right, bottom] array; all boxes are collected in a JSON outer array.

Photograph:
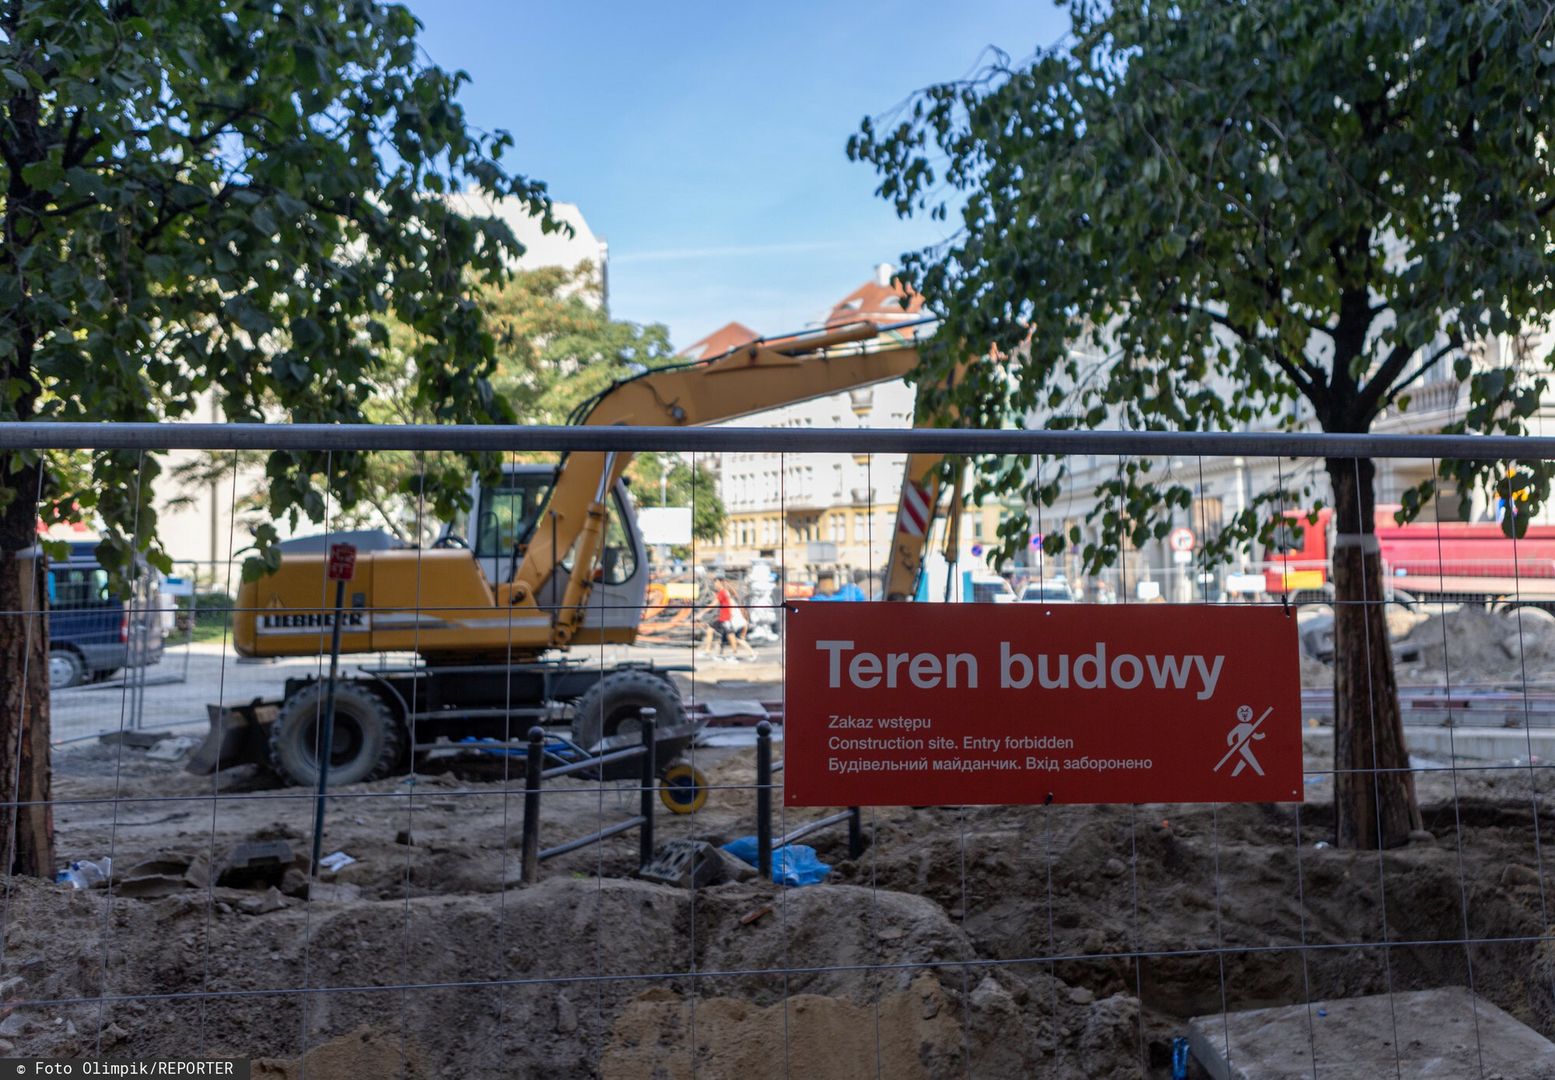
[[1299, 603, 1555, 686]]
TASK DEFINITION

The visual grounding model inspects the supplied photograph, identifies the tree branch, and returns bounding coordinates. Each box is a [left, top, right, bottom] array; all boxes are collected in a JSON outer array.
[[186, 102, 264, 148], [1374, 335, 1465, 415], [57, 107, 86, 166], [1174, 302, 1325, 402], [1353, 339, 1418, 420]]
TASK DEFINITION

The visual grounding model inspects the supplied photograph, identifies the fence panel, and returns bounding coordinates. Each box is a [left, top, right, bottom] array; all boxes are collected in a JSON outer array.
[[4, 425, 1555, 1078]]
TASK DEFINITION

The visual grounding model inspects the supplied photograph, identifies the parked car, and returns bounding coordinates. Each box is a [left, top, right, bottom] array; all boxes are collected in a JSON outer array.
[[968, 572, 1016, 604], [48, 542, 165, 689], [1018, 579, 1076, 604]]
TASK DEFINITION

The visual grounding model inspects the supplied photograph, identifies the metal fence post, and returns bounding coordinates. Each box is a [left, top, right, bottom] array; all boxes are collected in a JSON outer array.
[[522, 725, 545, 885], [756, 719, 772, 883], [308, 574, 348, 878], [848, 806, 863, 860], [639, 707, 657, 870]]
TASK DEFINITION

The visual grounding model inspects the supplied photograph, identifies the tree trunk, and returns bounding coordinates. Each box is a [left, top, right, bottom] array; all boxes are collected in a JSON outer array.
[[1326, 456, 1421, 849], [0, 543, 51, 877]]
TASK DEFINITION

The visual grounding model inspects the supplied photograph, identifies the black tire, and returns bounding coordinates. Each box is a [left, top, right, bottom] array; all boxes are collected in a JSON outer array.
[[268, 681, 406, 787], [570, 669, 685, 753], [48, 648, 85, 690]]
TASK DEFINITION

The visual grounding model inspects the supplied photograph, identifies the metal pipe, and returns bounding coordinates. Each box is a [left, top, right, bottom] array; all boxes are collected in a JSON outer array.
[[4, 422, 1555, 461], [539, 816, 647, 862], [521, 725, 544, 885], [848, 806, 864, 860], [639, 708, 656, 871], [776, 810, 853, 849], [755, 721, 772, 884], [541, 745, 643, 781]]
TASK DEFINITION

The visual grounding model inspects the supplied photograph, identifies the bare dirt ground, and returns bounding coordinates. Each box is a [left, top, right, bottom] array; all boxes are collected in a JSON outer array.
[[6, 664, 1555, 1078]]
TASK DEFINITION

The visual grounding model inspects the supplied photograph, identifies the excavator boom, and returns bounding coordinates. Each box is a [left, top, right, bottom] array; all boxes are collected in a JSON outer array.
[[233, 321, 929, 660]]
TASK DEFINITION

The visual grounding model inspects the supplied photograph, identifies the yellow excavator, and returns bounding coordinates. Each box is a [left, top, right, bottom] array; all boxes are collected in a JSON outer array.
[[194, 321, 952, 789]]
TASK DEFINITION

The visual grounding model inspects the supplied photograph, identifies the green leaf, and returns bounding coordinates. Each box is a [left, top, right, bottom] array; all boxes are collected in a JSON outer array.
[[20, 160, 62, 189]]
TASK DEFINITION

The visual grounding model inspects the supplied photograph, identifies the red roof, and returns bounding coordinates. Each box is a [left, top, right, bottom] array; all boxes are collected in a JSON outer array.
[[679, 321, 760, 361], [823, 277, 924, 330]]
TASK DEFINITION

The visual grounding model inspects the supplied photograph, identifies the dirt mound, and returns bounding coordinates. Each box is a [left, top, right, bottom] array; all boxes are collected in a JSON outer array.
[[253, 1026, 427, 1079], [23, 726, 1555, 1078], [603, 973, 1139, 1079]]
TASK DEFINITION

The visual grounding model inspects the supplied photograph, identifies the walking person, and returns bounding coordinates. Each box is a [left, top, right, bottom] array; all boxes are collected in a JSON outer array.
[[700, 576, 738, 660], [726, 586, 759, 661]]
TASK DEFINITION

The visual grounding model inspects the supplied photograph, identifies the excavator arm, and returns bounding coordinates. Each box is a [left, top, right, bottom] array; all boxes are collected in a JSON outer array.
[[883, 447, 952, 600], [512, 321, 926, 644], [881, 361, 975, 602]]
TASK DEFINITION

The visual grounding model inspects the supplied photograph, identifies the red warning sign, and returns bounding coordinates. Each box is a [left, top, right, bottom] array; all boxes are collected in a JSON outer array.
[[783, 602, 1301, 807], [326, 543, 357, 582]]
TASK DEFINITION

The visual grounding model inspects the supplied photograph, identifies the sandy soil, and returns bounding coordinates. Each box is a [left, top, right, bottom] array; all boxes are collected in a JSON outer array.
[[6, 673, 1555, 1077]]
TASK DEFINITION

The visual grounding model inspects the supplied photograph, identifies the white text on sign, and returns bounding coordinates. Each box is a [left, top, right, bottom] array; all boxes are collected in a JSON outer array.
[[814, 639, 1225, 700]]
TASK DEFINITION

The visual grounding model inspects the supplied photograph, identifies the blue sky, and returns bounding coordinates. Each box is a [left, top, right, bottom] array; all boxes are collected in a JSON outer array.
[[406, 0, 1070, 347]]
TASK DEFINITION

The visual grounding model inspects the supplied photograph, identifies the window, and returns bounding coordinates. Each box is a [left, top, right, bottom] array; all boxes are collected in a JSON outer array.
[[49, 567, 109, 608], [597, 490, 638, 586], [476, 471, 555, 560]]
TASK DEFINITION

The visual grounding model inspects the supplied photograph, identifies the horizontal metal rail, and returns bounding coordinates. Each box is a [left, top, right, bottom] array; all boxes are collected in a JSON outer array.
[[753, 721, 863, 880], [776, 810, 854, 849], [2, 421, 1554, 460], [521, 713, 658, 884], [1300, 686, 1555, 727], [541, 745, 644, 781], [539, 815, 646, 862], [407, 708, 548, 722]]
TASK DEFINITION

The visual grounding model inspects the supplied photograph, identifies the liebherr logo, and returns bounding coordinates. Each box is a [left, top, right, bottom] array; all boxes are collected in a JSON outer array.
[[257, 594, 370, 634]]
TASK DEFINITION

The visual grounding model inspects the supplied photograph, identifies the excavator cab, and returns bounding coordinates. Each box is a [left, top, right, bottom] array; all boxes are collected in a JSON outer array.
[[467, 464, 554, 584], [459, 462, 650, 634]]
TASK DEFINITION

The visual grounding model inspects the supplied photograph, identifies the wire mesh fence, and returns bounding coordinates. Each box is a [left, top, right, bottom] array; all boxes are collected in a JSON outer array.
[[6, 424, 1555, 1077]]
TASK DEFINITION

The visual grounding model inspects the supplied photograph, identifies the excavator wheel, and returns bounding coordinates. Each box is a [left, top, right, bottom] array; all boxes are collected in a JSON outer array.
[[268, 680, 407, 788], [658, 761, 708, 815], [570, 669, 685, 755]]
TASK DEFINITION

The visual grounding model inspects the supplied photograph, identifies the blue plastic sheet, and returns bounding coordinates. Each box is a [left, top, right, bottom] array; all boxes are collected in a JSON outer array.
[[722, 836, 831, 886]]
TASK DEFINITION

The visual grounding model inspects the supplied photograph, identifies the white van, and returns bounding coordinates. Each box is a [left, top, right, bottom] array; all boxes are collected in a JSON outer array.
[[967, 572, 1016, 604]]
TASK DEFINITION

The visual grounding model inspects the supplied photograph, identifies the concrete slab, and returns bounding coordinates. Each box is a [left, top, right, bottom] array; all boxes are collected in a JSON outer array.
[[1308, 723, 1555, 765], [1189, 986, 1555, 1079]]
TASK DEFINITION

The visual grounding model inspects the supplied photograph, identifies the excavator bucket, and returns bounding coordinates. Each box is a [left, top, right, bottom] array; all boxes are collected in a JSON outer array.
[[186, 699, 279, 775]]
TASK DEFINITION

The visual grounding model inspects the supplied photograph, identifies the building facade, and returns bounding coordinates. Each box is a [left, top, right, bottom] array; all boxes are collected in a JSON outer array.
[[697, 265, 1009, 581], [1022, 331, 1551, 601]]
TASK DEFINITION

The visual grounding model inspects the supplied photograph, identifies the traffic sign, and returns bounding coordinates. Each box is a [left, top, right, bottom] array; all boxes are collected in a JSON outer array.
[[1168, 527, 1196, 553], [327, 543, 357, 581], [783, 602, 1300, 806]]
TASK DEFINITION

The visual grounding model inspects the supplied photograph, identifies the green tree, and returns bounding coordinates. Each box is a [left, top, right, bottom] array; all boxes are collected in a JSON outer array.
[[485, 263, 679, 423], [850, 0, 1555, 848], [167, 264, 681, 548], [629, 452, 726, 544], [0, 0, 555, 876]]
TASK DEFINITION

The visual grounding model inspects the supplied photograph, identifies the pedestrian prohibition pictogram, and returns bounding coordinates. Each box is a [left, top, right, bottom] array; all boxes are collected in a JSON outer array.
[[1215, 704, 1272, 777]]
